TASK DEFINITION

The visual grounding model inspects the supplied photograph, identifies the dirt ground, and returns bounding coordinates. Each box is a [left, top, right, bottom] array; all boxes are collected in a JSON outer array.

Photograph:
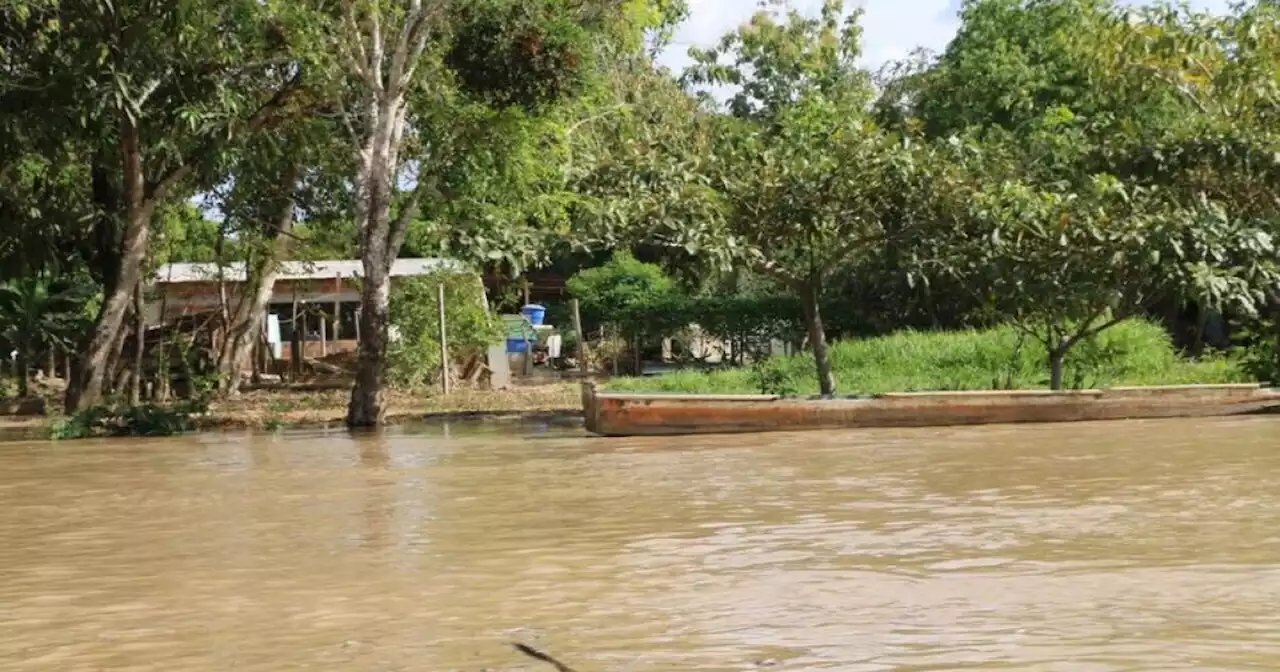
[[202, 382, 583, 429]]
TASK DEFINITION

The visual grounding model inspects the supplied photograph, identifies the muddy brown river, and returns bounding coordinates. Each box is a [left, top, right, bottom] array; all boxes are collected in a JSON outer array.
[[2, 417, 1279, 671]]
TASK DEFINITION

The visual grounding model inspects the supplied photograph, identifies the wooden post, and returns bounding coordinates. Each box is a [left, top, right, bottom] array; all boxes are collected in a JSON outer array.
[[132, 280, 144, 404], [290, 289, 300, 378], [333, 271, 342, 344], [571, 298, 586, 373], [437, 283, 450, 395], [300, 307, 308, 363], [319, 308, 328, 357]]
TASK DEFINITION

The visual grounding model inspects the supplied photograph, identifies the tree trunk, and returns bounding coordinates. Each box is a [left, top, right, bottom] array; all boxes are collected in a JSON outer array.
[[101, 311, 132, 398], [346, 85, 412, 428], [214, 191, 297, 395], [65, 121, 156, 413], [132, 280, 144, 404], [347, 263, 392, 427], [15, 351, 29, 398], [1048, 348, 1066, 391], [800, 283, 836, 397]]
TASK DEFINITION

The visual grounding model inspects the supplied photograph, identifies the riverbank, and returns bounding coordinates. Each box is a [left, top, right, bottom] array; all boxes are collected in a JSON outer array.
[[608, 321, 1251, 395], [199, 384, 583, 430], [0, 383, 584, 438]]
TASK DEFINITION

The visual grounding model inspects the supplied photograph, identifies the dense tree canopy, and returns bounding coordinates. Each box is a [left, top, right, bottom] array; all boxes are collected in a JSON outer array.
[[1, 0, 1278, 413]]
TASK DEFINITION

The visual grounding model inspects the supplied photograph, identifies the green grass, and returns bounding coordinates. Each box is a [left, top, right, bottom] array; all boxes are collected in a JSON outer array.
[[608, 320, 1250, 395]]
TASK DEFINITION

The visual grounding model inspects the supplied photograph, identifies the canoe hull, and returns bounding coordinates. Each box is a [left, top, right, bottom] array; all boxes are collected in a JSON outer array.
[[581, 383, 1280, 437]]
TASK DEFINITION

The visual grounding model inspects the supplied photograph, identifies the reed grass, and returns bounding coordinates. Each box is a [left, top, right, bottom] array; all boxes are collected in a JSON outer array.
[[608, 320, 1248, 395]]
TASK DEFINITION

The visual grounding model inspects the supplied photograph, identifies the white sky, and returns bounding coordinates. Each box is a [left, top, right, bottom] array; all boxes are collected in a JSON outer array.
[[655, 0, 1233, 72]]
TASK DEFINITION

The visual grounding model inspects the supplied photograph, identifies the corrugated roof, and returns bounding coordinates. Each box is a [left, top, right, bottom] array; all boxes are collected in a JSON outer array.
[[151, 258, 465, 284]]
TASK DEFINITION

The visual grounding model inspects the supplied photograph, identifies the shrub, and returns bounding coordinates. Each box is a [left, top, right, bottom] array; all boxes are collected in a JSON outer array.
[[49, 398, 210, 440], [388, 272, 502, 390], [1237, 315, 1280, 385], [567, 250, 678, 326]]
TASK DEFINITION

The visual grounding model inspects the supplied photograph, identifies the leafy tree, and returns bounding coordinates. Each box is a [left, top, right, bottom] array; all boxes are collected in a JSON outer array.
[[888, 0, 1280, 386], [930, 165, 1278, 389], [3, 0, 311, 412], [277, 0, 684, 426], [680, 0, 952, 395]]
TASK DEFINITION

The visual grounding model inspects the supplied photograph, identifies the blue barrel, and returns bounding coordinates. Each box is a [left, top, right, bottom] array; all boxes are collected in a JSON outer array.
[[506, 337, 529, 353], [521, 304, 546, 326]]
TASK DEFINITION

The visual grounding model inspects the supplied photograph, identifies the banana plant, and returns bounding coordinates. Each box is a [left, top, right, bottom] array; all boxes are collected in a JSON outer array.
[[0, 277, 93, 398]]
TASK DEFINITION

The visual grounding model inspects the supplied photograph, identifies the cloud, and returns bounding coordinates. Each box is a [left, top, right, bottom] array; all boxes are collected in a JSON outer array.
[[656, 0, 1233, 75]]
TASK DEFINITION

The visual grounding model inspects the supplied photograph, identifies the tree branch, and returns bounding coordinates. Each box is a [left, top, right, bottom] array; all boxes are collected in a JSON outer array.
[[1072, 311, 1132, 349], [387, 4, 425, 93], [511, 643, 579, 672], [821, 231, 884, 275], [147, 69, 306, 202], [386, 186, 422, 261], [369, 1, 384, 88], [752, 258, 803, 291], [341, 1, 380, 91]]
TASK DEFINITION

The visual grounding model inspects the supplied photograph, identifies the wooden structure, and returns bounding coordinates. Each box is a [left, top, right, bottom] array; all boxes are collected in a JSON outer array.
[[581, 382, 1280, 437], [147, 258, 463, 367]]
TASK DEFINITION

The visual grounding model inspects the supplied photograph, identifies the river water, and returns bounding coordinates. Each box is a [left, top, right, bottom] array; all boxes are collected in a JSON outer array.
[[2, 417, 1279, 671]]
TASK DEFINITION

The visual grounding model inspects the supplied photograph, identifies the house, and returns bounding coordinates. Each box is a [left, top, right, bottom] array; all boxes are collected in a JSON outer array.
[[147, 258, 466, 362]]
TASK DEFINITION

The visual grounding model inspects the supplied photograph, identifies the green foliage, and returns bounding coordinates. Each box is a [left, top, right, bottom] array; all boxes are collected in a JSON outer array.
[[609, 320, 1248, 395], [447, 0, 597, 112], [0, 275, 94, 396], [1237, 314, 1280, 385], [749, 356, 800, 396], [616, 294, 802, 362], [387, 271, 502, 390], [566, 250, 677, 324], [49, 398, 210, 440]]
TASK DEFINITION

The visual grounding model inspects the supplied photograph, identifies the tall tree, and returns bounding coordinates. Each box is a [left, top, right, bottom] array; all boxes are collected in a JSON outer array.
[[292, 0, 673, 426], [679, 0, 949, 395], [2, 0, 309, 411]]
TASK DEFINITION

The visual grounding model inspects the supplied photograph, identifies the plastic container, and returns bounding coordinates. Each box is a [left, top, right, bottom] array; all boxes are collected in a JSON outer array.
[[506, 337, 529, 353], [521, 304, 546, 326]]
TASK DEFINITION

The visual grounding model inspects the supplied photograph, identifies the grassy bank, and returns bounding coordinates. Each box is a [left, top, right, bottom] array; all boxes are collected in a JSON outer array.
[[608, 320, 1248, 395]]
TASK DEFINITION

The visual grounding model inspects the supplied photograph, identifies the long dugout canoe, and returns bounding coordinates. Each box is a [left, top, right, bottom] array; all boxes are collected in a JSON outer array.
[[580, 382, 1280, 437]]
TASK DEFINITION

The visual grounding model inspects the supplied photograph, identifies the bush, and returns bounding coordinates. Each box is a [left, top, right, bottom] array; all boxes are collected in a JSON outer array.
[[567, 252, 805, 366], [388, 272, 502, 390], [1236, 313, 1280, 386], [615, 293, 803, 365], [608, 320, 1250, 395], [49, 398, 210, 440], [567, 250, 678, 326]]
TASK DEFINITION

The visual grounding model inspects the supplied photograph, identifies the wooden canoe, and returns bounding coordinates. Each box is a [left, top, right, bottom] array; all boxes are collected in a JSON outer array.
[[580, 382, 1280, 437]]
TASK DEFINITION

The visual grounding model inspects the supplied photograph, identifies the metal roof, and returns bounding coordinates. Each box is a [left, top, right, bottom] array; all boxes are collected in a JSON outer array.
[[151, 258, 465, 284]]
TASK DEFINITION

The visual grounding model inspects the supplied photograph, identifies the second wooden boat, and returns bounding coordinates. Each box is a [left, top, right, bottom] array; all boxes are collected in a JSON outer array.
[[580, 382, 1280, 437]]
